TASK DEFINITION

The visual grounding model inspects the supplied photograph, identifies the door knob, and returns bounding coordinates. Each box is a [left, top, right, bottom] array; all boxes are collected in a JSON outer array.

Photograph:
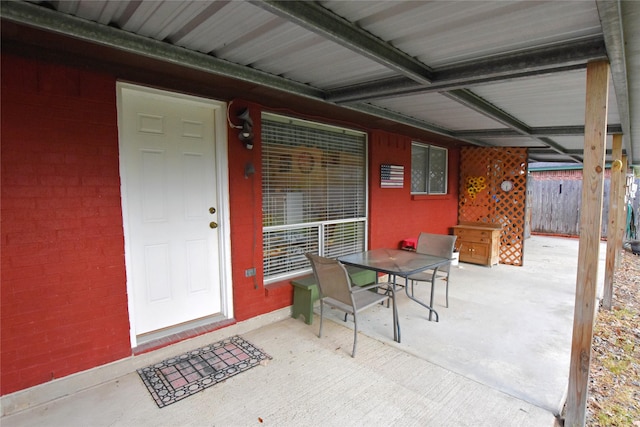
[[209, 222, 218, 229]]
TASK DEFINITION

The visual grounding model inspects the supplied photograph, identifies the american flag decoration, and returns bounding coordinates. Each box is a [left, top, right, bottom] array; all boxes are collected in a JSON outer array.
[[380, 164, 404, 188]]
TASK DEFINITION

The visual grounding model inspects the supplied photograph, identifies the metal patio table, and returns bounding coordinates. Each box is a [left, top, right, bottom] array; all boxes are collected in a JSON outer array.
[[339, 248, 451, 339]]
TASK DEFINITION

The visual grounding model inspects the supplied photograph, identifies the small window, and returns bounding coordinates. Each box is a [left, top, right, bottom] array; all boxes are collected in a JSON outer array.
[[411, 142, 448, 195]]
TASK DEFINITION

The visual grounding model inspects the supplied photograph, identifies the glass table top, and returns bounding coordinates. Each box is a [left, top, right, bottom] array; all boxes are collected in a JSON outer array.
[[339, 248, 449, 276]]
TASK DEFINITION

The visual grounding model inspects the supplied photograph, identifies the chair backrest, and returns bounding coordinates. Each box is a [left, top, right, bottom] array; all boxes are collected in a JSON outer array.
[[305, 253, 353, 307], [416, 233, 457, 259]]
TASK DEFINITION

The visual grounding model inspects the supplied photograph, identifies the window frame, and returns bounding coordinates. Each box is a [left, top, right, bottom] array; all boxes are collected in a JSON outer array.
[[261, 112, 369, 284], [411, 142, 448, 195]]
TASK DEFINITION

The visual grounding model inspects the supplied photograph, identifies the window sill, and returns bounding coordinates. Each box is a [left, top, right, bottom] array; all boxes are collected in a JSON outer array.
[[411, 194, 451, 201]]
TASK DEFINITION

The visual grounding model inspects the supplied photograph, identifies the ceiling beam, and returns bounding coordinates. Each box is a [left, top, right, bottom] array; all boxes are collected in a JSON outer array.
[[527, 148, 583, 163], [536, 137, 583, 162], [443, 89, 584, 162], [0, 1, 325, 100], [443, 89, 531, 135], [347, 103, 466, 141], [251, 0, 435, 85], [597, 0, 634, 163], [454, 124, 624, 139], [437, 37, 606, 85], [327, 37, 607, 104]]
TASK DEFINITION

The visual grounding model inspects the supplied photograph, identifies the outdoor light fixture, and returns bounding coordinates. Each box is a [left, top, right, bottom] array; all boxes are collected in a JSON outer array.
[[236, 108, 254, 150], [226, 101, 255, 150]]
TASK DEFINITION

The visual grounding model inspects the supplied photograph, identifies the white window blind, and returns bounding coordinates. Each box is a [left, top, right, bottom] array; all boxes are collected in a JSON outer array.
[[261, 113, 367, 282], [411, 142, 448, 194]]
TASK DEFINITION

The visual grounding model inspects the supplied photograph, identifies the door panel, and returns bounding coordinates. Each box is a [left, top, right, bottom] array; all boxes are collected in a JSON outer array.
[[120, 86, 222, 336]]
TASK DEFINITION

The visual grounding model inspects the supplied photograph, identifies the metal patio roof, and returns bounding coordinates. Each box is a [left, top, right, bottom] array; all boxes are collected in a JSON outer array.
[[2, 0, 638, 167]]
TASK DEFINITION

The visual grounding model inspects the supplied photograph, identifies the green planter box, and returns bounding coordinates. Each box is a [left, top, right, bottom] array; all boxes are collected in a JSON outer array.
[[291, 267, 376, 325]]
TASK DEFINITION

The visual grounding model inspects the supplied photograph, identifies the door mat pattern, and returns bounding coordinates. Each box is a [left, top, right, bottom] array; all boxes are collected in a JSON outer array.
[[137, 335, 271, 408]]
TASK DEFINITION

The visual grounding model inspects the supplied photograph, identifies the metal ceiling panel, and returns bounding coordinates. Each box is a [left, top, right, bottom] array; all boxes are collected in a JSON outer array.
[[55, 0, 130, 25], [50, 0, 397, 89], [211, 19, 312, 65], [249, 36, 395, 88], [323, 1, 602, 67], [201, 2, 396, 89], [371, 92, 507, 131], [171, 2, 274, 53], [6, 0, 638, 166], [472, 70, 620, 128], [119, 2, 208, 38], [553, 135, 615, 151]]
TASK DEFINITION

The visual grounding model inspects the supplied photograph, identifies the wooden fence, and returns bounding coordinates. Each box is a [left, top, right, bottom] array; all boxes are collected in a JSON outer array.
[[528, 173, 639, 239]]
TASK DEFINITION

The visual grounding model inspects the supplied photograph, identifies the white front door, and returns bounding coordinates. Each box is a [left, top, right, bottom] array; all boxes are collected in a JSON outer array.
[[118, 84, 230, 338]]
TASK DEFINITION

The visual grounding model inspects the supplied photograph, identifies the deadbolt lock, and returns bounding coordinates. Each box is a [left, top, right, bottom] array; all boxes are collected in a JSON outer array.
[[209, 207, 216, 214]]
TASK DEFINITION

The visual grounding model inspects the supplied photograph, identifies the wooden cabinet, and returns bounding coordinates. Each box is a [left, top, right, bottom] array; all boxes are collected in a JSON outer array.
[[453, 224, 502, 266]]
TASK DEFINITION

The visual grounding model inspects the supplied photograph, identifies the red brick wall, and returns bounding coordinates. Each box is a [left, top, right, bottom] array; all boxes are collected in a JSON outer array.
[[1, 52, 461, 395], [226, 104, 293, 320], [1, 54, 131, 395], [369, 130, 460, 248]]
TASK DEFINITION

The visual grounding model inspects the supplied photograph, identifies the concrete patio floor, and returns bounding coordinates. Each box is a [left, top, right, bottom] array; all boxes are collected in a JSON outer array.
[[1, 235, 605, 426]]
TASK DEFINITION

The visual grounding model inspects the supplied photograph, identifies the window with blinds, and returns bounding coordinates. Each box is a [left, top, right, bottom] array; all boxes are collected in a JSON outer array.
[[261, 113, 367, 282], [411, 142, 448, 194]]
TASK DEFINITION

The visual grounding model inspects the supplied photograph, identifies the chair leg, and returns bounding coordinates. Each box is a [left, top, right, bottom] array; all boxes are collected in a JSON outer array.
[[318, 299, 324, 338], [429, 280, 436, 321], [391, 294, 400, 343], [352, 313, 358, 357], [445, 275, 450, 308]]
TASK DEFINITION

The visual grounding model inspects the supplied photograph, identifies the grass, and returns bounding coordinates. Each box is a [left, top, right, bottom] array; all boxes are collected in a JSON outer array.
[[587, 250, 640, 426]]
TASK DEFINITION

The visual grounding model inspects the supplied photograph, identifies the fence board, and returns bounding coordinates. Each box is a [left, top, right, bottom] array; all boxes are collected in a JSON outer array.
[[529, 177, 612, 237]]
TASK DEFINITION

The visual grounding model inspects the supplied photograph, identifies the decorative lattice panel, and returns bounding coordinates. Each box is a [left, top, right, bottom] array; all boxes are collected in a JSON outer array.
[[458, 147, 528, 266]]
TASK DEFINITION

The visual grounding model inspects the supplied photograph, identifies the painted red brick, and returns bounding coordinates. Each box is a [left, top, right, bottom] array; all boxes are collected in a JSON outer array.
[[2, 52, 461, 397], [369, 130, 460, 249], [1, 53, 131, 395]]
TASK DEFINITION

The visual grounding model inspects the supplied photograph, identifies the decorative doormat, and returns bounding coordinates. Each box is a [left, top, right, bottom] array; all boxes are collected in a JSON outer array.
[[137, 335, 271, 408]]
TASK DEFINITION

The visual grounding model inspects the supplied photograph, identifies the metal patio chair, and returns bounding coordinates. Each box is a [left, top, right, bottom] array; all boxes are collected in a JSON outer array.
[[407, 233, 457, 308], [305, 253, 398, 357]]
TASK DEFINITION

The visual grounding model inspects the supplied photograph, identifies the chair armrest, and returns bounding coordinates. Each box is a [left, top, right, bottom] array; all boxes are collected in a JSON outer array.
[[351, 282, 396, 295]]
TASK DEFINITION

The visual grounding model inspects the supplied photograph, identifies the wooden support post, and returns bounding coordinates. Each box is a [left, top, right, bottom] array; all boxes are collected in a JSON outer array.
[[602, 134, 623, 310], [565, 60, 609, 427], [616, 155, 628, 267]]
